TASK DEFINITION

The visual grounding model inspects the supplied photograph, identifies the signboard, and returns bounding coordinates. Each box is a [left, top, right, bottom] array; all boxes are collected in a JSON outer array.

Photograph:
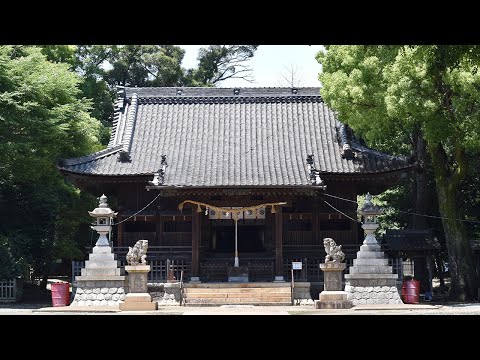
[[292, 261, 302, 270]]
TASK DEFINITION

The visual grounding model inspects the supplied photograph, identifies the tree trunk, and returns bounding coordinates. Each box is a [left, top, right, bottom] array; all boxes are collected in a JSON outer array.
[[413, 128, 429, 229], [430, 143, 478, 300]]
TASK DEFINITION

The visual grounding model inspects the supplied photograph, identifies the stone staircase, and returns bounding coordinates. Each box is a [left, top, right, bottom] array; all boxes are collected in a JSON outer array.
[[183, 283, 292, 306]]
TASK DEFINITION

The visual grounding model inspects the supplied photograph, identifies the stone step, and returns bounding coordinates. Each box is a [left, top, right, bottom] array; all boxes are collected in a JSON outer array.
[[184, 298, 291, 304], [356, 252, 386, 259], [75, 275, 126, 281], [349, 266, 393, 274], [183, 294, 291, 300], [185, 282, 292, 289], [359, 244, 381, 252], [88, 253, 116, 261], [81, 268, 122, 276], [184, 288, 291, 293], [344, 273, 399, 280], [353, 258, 389, 266], [91, 246, 114, 254], [183, 291, 291, 296], [85, 260, 120, 268], [185, 302, 292, 307], [183, 284, 292, 305]]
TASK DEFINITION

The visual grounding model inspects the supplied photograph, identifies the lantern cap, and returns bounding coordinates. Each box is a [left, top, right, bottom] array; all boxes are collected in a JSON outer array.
[[358, 192, 384, 217], [88, 194, 117, 218]]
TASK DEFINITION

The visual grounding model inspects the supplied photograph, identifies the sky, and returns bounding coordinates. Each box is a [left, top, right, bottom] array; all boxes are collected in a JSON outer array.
[[180, 45, 325, 88]]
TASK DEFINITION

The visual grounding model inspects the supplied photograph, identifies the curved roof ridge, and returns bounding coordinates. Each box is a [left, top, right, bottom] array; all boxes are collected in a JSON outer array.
[[60, 144, 123, 167]]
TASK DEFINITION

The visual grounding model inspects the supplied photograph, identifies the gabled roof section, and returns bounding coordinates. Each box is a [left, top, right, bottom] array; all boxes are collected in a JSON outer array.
[[59, 87, 413, 187]]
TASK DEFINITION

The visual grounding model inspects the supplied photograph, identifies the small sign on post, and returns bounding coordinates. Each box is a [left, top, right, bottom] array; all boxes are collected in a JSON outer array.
[[292, 261, 302, 270]]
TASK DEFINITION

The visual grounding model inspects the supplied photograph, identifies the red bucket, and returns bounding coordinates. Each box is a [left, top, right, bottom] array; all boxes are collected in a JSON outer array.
[[401, 280, 420, 304], [51, 282, 70, 307]]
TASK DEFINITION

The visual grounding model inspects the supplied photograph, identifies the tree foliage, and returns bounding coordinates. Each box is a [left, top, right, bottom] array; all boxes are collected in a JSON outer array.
[[185, 45, 258, 86], [0, 46, 102, 282], [317, 45, 480, 300]]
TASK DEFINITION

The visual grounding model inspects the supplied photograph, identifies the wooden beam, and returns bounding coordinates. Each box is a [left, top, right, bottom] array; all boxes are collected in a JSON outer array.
[[275, 205, 283, 279]]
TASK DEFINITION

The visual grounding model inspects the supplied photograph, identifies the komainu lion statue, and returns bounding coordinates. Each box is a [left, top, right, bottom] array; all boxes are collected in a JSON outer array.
[[323, 238, 345, 263], [126, 240, 148, 265]]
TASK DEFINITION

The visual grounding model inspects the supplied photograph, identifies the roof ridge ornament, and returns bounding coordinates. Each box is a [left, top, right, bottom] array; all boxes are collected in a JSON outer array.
[[306, 154, 327, 189], [149, 155, 168, 186], [118, 93, 138, 162], [339, 124, 355, 159]]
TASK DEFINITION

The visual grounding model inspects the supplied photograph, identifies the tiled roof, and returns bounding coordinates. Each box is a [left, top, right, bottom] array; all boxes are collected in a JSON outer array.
[[59, 87, 412, 187]]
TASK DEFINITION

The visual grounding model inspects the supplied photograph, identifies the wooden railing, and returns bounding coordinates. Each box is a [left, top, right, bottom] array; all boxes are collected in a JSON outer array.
[[199, 258, 275, 282], [0, 279, 16, 302], [72, 258, 191, 283], [283, 250, 404, 282]]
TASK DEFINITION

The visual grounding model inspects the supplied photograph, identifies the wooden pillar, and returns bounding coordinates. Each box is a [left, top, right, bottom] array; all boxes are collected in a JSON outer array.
[[275, 205, 284, 281], [117, 217, 124, 247], [191, 210, 201, 282], [155, 210, 163, 246], [312, 197, 319, 244], [351, 188, 360, 244]]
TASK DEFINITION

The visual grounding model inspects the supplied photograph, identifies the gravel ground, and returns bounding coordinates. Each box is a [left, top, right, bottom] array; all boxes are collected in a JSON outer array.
[[1, 302, 480, 315]]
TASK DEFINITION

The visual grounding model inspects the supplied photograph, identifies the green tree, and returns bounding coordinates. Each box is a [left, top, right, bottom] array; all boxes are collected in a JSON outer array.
[[317, 45, 480, 300], [0, 46, 102, 285], [104, 45, 185, 87], [185, 45, 258, 86]]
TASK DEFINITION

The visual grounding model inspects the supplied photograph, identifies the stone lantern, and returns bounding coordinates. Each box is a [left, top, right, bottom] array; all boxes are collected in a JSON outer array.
[[88, 194, 117, 247], [358, 192, 383, 245]]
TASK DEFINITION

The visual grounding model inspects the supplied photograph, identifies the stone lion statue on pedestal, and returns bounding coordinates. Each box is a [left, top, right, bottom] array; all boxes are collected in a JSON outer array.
[[126, 240, 148, 265], [323, 238, 345, 263]]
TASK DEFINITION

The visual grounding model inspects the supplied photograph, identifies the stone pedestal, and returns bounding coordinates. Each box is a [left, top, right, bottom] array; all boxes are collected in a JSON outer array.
[[119, 265, 157, 311], [71, 244, 126, 307], [344, 243, 403, 305], [158, 282, 182, 306], [315, 262, 352, 309], [293, 282, 314, 305], [227, 266, 249, 282]]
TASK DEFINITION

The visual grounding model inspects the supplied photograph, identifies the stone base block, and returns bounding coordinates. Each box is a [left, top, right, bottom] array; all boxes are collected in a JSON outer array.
[[158, 282, 181, 306], [293, 282, 314, 306], [319, 290, 348, 302], [345, 284, 403, 305], [123, 293, 152, 303], [119, 301, 157, 311], [70, 279, 126, 307], [315, 290, 353, 309], [314, 299, 353, 309]]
